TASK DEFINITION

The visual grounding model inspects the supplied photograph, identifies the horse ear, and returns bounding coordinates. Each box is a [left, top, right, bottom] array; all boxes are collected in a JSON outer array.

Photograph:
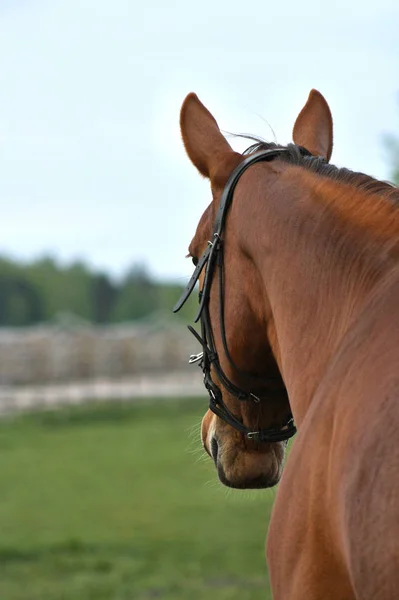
[[292, 90, 333, 161], [180, 93, 240, 181]]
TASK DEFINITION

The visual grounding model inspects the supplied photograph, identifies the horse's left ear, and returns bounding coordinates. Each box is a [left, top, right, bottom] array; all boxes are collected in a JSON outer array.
[[292, 90, 333, 161]]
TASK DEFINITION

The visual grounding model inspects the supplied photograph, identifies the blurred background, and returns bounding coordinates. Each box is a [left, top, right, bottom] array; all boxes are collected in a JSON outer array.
[[0, 0, 398, 598]]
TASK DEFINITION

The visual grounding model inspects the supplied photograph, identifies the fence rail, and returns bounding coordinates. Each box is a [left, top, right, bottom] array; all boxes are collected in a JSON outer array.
[[0, 371, 204, 415]]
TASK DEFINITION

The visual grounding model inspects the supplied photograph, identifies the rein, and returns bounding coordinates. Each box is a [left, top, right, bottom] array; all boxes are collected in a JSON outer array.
[[174, 147, 309, 443]]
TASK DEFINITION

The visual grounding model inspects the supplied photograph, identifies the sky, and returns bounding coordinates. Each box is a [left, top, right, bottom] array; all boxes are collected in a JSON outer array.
[[0, 0, 398, 282]]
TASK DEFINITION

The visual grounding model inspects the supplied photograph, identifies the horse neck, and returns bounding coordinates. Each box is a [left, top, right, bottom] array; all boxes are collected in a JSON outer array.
[[234, 165, 399, 424]]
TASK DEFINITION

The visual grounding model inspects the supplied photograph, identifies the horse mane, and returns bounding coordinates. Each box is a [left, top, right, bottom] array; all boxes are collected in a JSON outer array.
[[241, 138, 399, 203]]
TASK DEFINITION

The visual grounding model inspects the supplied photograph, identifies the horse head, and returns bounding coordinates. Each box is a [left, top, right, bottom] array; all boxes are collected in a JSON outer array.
[[175, 90, 333, 488]]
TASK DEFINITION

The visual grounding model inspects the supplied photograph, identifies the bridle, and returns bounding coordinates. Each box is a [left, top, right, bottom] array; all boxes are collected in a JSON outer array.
[[174, 146, 309, 443]]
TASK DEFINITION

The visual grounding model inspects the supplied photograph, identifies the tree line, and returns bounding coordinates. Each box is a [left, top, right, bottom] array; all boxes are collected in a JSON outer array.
[[0, 257, 197, 327]]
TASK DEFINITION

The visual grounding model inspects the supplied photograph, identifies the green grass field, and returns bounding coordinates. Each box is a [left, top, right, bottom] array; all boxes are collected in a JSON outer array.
[[0, 398, 277, 599]]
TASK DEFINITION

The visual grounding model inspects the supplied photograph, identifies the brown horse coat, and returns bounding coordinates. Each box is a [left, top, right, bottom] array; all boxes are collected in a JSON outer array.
[[179, 89, 399, 599]]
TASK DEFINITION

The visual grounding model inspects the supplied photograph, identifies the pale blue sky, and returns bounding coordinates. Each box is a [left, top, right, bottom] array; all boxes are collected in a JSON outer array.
[[0, 0, 398, 280]]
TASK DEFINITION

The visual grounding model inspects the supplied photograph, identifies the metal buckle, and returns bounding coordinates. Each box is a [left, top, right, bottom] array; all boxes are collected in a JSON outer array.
[[246, 431, 261, 441], [189, 351, 204, 364], [249, 392, 260, 403]]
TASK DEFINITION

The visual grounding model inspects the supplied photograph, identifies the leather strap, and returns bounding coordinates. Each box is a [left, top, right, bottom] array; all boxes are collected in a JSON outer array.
[[174, 146, 303, 443]]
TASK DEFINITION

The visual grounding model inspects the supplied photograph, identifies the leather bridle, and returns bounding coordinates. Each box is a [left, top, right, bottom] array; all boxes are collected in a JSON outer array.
[[173, 146, 309, 443]]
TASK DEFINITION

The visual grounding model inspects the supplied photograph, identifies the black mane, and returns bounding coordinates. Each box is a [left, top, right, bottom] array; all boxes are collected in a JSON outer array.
[[242, 139, 398, 201]]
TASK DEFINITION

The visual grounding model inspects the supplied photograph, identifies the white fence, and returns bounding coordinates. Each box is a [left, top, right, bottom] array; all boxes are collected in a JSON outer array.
[[0, 318, 205, 414], [0, 318, 198, 385]]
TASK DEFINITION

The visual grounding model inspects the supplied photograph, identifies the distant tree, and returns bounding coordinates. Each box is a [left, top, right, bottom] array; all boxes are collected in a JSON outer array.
[[384, 99, 399, 185], [91, 273, 117, 323], [111, 263, 158, 321], [0, 274, 44, 326], [21, 258, 91, 321], [384, 134, 399, 185], [0, 254, 197, 326]]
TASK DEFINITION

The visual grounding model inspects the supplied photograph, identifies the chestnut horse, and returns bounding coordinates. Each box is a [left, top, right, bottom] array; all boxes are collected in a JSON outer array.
[[174, 89, 399, 599]]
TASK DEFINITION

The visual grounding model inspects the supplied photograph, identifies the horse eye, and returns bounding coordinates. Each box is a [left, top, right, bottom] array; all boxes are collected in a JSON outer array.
[[192, 256, 198, 267]]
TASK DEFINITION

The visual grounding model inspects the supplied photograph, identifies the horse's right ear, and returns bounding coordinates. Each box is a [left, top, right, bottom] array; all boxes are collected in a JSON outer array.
[[292, 89, 333, 161], [180, 94, 240, 182]]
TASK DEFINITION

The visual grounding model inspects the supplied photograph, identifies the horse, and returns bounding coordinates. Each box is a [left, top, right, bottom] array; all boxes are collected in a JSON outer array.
[[173, 88, 399, 599]]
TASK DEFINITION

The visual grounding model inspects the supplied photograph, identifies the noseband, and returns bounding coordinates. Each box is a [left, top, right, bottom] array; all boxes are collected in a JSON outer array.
[[174, 147, 308, 443]]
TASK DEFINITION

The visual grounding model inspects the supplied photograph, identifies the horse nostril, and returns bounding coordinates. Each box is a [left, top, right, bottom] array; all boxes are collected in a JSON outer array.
[[211, 437, 219, 463]]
